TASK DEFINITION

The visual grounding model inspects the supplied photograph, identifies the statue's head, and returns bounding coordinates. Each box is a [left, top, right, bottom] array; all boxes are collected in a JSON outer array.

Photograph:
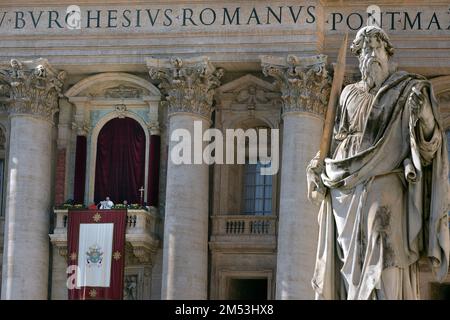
[[351, 26, 394, 91]]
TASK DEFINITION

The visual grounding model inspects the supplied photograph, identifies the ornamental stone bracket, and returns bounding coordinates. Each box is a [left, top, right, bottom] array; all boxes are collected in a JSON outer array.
[[126, 236, 159, 265], [0, 58, 66, 121], [49, 233, 68, 259], [147, 56, 224, 120], [260, 54, 331, 118]]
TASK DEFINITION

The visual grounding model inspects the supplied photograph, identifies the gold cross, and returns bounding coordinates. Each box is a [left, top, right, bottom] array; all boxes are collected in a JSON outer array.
[[139, 186, 145, 205]]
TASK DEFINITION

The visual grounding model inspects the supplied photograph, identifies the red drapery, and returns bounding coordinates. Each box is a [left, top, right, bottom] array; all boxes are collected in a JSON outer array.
[[147, 135, 160, 207], [67, 209, 126, 300], [73, 136, 87, 204], [94, 117, 145, 204]]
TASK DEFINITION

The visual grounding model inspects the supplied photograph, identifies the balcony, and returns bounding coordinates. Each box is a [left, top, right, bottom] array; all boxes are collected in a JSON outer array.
[[209, 215, 277, 253], [49, 208, 160, 264]]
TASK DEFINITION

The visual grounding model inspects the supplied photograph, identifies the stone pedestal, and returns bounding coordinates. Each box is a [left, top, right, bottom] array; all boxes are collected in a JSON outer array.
[[262, 55, 331, 299], [0, 59, 65, 299], [148, 56, 222, 299]]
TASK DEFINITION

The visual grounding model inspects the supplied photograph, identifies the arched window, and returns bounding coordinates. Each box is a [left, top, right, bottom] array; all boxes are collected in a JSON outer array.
[[94, 117, 146, 204]]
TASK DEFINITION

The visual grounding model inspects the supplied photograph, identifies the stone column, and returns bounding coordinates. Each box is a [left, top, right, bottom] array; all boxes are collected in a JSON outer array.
[[54, 98, 73, 205], [147, 56, 223, 299], [262, 55, 331, 299], [0, 59, 65, 299], [145, 98, 161, 207]]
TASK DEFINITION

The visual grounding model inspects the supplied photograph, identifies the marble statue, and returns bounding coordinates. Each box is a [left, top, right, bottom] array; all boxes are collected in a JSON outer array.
[[306, 26, 449, 300]]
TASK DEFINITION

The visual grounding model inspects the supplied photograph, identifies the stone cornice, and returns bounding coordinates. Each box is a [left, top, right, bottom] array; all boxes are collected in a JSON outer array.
[[0, 58, 66, 121], [147, 56, 223, 120], [261, 54, 331, 118]]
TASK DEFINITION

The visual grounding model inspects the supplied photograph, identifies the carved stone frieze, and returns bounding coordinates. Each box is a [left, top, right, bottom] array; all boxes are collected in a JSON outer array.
[[235, 85, 270, 115], [0, 58, 66, 121], [104, 85, 142, 99], [147, 56, 223, 119], [261, 54, 331, 117]]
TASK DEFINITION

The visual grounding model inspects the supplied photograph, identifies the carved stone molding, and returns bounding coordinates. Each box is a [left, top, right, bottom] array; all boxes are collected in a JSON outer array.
[[0, 58, 66, 121], [58, 247, 68, 259], [71, 120, 91, 136], [235, 85, 270, 116], [147, 121, 160, 136], [125, 239, 159, 265], [147, 56, 223, 120], [104, 85, 142, 99], [261, 54, 331, 117], [50, 239, 68, 259], [114, 103, 127, 118]]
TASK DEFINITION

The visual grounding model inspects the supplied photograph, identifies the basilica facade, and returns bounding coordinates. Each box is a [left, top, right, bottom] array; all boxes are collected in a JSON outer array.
[[0, 0, 449, 300]]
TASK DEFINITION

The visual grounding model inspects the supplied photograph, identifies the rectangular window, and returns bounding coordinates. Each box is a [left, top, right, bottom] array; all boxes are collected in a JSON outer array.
[[244, 162, 272, 215]]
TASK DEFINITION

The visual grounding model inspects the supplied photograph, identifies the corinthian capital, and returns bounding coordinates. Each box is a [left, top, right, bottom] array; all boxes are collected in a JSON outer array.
[[261, 54, 331, 117], [147, 56, 223, 120], [0, 58, 66, 121]]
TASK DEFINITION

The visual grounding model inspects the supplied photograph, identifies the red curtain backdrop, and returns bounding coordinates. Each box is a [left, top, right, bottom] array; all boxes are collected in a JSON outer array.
[[73, 136, 87, 204], [67, 209, 126, 300], [94, 117, 145, 204], [147, 135, 160, 207]]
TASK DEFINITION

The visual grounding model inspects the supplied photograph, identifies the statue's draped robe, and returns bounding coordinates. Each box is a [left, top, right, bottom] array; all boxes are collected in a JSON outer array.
[[312, 71, 450, 300]]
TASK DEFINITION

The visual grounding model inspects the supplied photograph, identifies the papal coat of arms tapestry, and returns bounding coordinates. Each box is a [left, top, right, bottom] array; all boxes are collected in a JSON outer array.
[[67, 209, 127, 299]]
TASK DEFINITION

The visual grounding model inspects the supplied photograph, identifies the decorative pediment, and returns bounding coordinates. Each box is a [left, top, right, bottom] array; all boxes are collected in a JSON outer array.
[[217, 74, 280, 113], [218, 74, 276, 96], [65, 72, 160, 99]]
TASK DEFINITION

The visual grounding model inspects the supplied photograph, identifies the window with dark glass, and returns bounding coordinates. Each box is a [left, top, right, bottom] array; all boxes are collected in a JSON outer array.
[[243, 162, 272, 215]]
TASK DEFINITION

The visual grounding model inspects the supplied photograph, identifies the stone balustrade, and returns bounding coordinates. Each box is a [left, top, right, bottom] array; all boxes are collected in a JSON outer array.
[[212, 215, 277, 236], [49, 208, 160, 264], [209, 215, 277, 253]]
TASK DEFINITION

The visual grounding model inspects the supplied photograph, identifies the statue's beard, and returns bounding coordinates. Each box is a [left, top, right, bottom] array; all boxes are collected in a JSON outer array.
[[360, 57, 389, 92]]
